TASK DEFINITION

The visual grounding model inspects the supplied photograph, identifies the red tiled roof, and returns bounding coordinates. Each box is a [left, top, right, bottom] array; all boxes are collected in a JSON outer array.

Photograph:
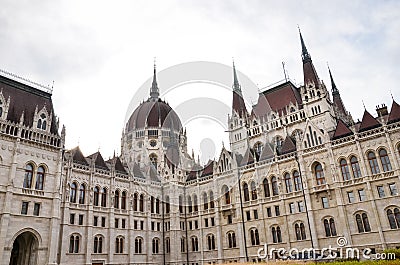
[[254, 81, 302, 117], [87, 152, 109, 170], [280, 136, 296, 154], [70, 146, 88, 166], [358, 110, 381, 132], [232, 90, 247, 118], [0, 74, 58, 134], [332, 119, 353, 139], [388, 100, 400, 124], [201, 160, 214, 177], [126, 98, 182, 131], [303, 60, 320, 87]]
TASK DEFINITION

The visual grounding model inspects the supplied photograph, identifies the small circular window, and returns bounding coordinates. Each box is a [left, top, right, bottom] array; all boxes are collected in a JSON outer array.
[[150, 140, 157, 147]]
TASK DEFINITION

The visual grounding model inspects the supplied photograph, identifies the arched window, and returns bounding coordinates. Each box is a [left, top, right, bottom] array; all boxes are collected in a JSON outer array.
[[101, 188, 107, 207], [293, 171, 302, 191], [209, 191, 215, 209], [251, 181, 257, 200], [35, 166, 45, 190], [379, 149, 392, 172], [165, 238, 170, 253], [193, 195, 198, 212], [340, 159, 351, 181], [368, 151, 380, 175], [191, 237, 199, 251], [263, 178, 270, 197], [139, 194, 144, 212], [121, 191, 127, 210], [323, 218, 337, 237], [203, 193, 208, 210], [78, 184, 86, 204], [250, 228, 260, 246], [207, 234, 216, 250], [295, 223, 306, 240], [133, 193, 138, 211], [115, 237, 124, 253], [23, 164, 34, 189], [187, 196, 192, 213], [350, 156, 362, 178], [70, 182, 77, 203], [152, 238, 159, 254], [222, 185, 230, 205], [227, 232, 236, 248], [156, 198, 160, 214], [284, 173, 293, 193], [165, 196, 170, 214], [69, 234, 80, 253], [243, 182, 250, 202], [356, 213, 371, 233], [179, 195, 183, 213], [314, 163, 326, 185], [149, 153, 158, 169], [114, 190, 120, 209], [93, 186, 100, 206], [94, 235, 103, 253], [254, 142, 263, 159], [134, 237, 143, 254], [272, 226, 282, 243], [271, 176, 279, 196], [387, 208, 400, 229], [181, 237, 186, 252]]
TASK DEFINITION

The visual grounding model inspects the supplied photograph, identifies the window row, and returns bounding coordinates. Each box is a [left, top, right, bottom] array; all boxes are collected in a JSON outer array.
[[23, 163, 46, 190]]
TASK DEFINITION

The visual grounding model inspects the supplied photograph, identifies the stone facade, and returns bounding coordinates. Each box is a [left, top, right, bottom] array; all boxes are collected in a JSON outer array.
[[0, 32, 400, 265]]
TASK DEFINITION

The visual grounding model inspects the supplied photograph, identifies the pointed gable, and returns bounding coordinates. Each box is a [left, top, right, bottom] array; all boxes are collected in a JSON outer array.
[[332, 119, 353, 139], [388, 100, 400, 124], [132, 163, 144, 179], [240, 148, 255, 166], [114, 157, 127, 174], [87, 152, 109, 170], [71, 146, 89, 166], [358, 110, 381, 132], [259, 143, 275, 161], [280, 136, 296, 155]]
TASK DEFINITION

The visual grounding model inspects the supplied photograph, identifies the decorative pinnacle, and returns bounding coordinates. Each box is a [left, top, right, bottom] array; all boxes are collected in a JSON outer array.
[[232, 58, 241, 92], [150, 58, 159, 100], [298, 27, 311, 62], [327, 63, 338, 94]]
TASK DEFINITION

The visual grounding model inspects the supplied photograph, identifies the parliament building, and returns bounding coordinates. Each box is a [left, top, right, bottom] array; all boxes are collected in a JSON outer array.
[[0, 32, 399, 265]]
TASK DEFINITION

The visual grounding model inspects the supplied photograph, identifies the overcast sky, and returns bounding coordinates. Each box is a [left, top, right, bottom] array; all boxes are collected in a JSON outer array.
[[1, 0, 399, 163]]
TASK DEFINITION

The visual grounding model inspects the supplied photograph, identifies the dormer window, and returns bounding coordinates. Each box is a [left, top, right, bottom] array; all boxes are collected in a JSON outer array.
[[37, 113, 47, 130]]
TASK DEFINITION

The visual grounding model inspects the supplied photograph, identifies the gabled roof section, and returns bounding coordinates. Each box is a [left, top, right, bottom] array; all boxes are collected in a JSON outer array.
[[114, 157, 127, 174], [201, 160, 214, 177], [279, 136, 296, 155], [71, 146, 89, 166], [149, 166, 160, 182], [332, 119, 353, 139], [254, 81, 302, 117], [259, 142, 275, 161], [132, 163, 145, 179], [87, 152, 109, 170], [240, 148, 255, 166], [388, 100, 400, 124], [358, 110, 381, 132]]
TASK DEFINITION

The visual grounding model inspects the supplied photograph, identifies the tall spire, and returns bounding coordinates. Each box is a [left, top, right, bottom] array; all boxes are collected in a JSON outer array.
[[328, 65, 339, 95], [299, 27, 311, 62], [232, 59, 241, 93], [150, 58, 159, 100], [231, 60, 247, 118]]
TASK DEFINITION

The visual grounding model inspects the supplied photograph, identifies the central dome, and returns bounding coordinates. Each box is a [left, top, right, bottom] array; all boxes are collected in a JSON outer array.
[[126, 98, 182, 131]]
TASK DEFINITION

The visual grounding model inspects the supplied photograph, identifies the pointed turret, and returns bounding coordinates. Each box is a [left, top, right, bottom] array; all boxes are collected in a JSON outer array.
[[231, 61, 248, 118], [388, 100, 400, 124], [298, 29, 320, 88], [150, 60, 159, 101], [328, 66, 352, 124], [358, 110, 381, 132]]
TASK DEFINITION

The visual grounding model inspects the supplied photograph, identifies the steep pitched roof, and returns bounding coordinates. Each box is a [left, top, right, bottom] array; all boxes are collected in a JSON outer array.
[[332, 119, 353, 139], [132, 163, 144, 179], [114, 157, 127, 174], [254, 81, 302, 117], [87, 152, 109, 170], [388, 100, 400, 124], [358, 110, 381, 132], [259, 143, 275, 161], [201, 160, 214, 177], [240, 148, 255, 166], [149, 165, 160, 182], [280, 136, 296, 154], [71, 146, 89, 166], [0, 74, 58, 134]]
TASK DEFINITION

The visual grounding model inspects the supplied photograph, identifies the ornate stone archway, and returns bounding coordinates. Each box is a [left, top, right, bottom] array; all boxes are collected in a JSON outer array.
[[9, 231, 38, 265]]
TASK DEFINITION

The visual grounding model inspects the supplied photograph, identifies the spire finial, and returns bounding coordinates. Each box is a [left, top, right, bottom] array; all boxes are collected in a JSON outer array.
[[362, 100, 366, 110], [150, 58, 159, 100], [298, 26, 311, 62], [327, 63, 338, 94], [390, 89, 394, 100], [232, 59, 241, 92]]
